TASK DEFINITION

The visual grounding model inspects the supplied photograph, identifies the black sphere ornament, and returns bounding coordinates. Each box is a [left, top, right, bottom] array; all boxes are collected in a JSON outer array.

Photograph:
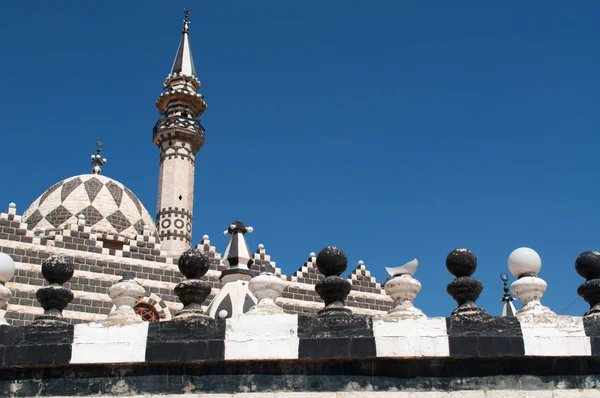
[[576, 251, 600, 281], [315, 246, 352, 316], [316, 246, 348, 276], [178, 249, 210, 279], [34, 255, 74, 324], [174, 249, 212, 321], [576, 250, 600, 317], [445, 248, 488, 317], [446, 248, 477, 277]]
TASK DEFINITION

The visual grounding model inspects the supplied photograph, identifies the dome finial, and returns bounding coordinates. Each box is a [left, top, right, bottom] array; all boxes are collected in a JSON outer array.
[[91, 141, 107, 175], [183, 8, 190, 33]]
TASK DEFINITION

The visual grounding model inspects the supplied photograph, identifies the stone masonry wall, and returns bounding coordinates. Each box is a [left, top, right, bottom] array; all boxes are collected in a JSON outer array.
[[0, 206, 393, 325]]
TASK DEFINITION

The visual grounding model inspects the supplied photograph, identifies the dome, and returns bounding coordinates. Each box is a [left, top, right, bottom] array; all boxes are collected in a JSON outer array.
[[22, 174, 157, 239]]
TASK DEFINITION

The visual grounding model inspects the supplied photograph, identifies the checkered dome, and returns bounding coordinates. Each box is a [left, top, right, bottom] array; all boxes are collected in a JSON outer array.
[[22, 174, 157, 239]]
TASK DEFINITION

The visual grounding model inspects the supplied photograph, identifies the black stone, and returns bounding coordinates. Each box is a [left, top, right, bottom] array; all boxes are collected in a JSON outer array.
[[445, 248, 488, 316], [316, 246, 348, 276], [36, 286, 74, 313], [315, 275, 352, 316], [447, 276, 483, 306], [583, 317, 600, 356], [174, 249, 211, 320], [297, 314, 376, 359], [178, 249, 209, 278], [446, 316, 525, 357], [41, 255, 74, 285], [576, 251, 600, 280], [35, 255, 74, 323], [215, 294, 233, 319], [174, 280, 211, 312], [446, 248, 477, 277], [576, 251, 600, 317], [4, 358, 600, 395], [0, 323, 73, 366], [145, 318, 225, 362], [578, 279, 600, 317]]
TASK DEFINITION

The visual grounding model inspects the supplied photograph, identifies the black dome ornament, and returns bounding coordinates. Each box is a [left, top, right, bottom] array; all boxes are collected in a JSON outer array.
[[446, 248, 489, 317], [576, 250, 600, 317], [174, 248, 212, 321], [315, 246, 352, 316], [34, 255, 75, 324]]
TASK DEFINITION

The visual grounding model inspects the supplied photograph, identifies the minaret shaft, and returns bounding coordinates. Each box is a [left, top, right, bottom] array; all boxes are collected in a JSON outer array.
[[154, 10, 206, 257]]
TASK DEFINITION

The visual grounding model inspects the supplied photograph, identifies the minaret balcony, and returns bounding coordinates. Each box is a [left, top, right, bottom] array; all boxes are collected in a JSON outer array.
[[153, 116, 205, 150]]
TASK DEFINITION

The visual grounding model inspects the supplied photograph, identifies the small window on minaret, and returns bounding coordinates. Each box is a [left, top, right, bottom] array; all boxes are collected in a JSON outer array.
[[178, 195, 183, 200]]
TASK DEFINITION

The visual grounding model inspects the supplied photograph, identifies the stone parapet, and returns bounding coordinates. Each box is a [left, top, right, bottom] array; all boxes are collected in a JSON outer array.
[[0, 314, 600, 396]]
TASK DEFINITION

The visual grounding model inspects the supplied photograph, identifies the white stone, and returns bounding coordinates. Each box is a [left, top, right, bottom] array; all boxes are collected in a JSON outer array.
[[247, 273, 288, 315], [384, 274, 424, 319], [103, 278, 146, 326], [373, 317, 449, 357], [520, 316, 590, 356], [70, 322, 149, 364], [511, 276, 555, 318], [508, 247, 542, 278], [225, 314, 299, 360], [0, 253, 15, 284]]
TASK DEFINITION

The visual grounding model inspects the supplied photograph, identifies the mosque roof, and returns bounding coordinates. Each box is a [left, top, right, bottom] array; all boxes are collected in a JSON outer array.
[[22, 174, 157, 240]]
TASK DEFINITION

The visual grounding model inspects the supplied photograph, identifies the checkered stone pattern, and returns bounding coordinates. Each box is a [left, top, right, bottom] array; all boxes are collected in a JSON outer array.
[[286, 253, 324, 284], [251, 244, 282, 276], [6, 314, 600, 368], [195, 235, 224, 271], [22, 174, 157, 240], [348, 261, 384, 294]]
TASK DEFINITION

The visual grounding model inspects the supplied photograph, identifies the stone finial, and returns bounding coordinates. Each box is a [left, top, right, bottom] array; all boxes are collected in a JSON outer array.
[[34, 255, 74, 323], [315, 246, 352, 316], [91, 141, 107, 175], [103, 272, 146, 326], [174, 248, 211, 320], [446, 248, 488, 317], [500, 273, 517, 317], [7, 203, 16, 216], [143, 225, 151, 237], [0, 253, 15, 326], [77, 214, 86, 226], [247, 261, 288, 315], [508, 247, 554, 318], [221, 221, 255, 281], [576, 250, 600, 317], [384, 259, 425, 319]]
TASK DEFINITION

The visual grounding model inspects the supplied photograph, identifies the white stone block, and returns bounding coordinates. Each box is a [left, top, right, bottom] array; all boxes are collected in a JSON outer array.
[[520, 316, 591, 356], [225, 314, 299, 360], [70, 322, 149, 364], [373, 317, 449, 357]]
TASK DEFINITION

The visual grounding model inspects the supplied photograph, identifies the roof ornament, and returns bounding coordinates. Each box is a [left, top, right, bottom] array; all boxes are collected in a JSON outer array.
[[384, 259, 425, 319], [183, 8, 190, 33], [499, 273, 517, 317], [91, 141, 107, 175]]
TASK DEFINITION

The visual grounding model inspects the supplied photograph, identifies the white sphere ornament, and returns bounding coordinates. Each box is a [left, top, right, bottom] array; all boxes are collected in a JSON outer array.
[[0, 253, 16, 284], [218, 309, 228, 319], [508, 247, 542, 278]]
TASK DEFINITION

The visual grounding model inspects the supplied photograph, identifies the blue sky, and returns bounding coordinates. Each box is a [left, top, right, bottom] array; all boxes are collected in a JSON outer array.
[[1, 1, 599, 316]]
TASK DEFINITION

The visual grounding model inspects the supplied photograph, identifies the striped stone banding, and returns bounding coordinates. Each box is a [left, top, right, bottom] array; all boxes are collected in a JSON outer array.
[[2, 314, 600, 368]]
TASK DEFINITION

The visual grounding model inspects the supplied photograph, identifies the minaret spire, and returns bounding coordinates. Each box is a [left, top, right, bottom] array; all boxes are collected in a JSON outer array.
[[170, 8, 196, 77], [153, 9, 208, 257]]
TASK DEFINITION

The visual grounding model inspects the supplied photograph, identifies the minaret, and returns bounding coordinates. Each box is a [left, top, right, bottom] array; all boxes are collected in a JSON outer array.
[[153, 9, 207, 257]]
